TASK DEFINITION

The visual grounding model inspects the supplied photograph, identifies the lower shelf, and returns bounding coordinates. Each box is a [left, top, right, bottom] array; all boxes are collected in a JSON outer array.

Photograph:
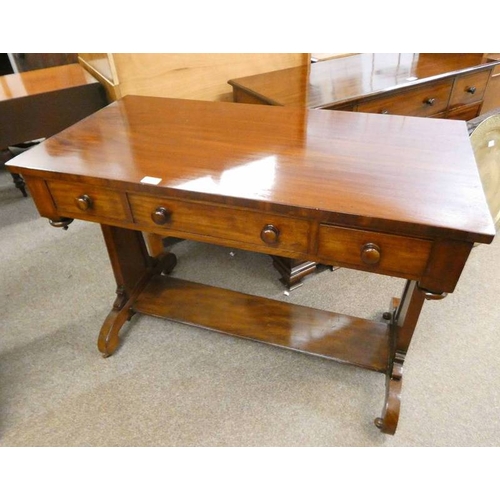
[[133, 275, 390, 373]]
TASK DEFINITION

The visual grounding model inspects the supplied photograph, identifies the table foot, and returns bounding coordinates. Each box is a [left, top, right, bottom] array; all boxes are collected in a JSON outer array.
[[272, 257, 317, 290], [161, 252, 178, 275], [98, 299, 134, 357], [374, 352, 404, 434], [11, 173, 28, 197], [374, 282, 433, 434], [97, 249, 177, 357]]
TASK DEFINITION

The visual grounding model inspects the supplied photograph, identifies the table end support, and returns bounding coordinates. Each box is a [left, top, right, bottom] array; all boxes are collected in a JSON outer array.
[[374, 281, 447, 434], [98, 225, 178, 357]]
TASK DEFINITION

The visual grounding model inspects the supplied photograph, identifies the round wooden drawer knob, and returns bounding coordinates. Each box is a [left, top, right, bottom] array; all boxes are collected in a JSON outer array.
[[260, 224, 280, 244], [151, 207, 171, 225], [361, 243, 381, 265], [75, 194, 92, 211]]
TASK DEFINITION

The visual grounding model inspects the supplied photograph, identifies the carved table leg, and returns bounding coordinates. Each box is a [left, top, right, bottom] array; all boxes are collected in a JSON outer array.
[[272, 257, 318, 290], [375, 280, 446, 434], [11, 173, 28, 197], [98, 225, 177, 357]]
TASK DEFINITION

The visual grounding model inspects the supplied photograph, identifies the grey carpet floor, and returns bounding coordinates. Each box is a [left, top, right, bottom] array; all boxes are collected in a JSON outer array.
[[1, 167, 499, 446]]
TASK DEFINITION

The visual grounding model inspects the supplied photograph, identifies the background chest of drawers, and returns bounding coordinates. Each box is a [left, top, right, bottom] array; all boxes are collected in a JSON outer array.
[[229, 53, 500, 121]]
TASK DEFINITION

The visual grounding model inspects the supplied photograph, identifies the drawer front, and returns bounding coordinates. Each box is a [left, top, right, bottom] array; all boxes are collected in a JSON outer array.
[[357, 81, 452, 117], [317, 225, 433, 279], [128, 193, 310, 253], [449, 70, 490, 108], [47, 180, 128, 221], [323, 103, 356, 111], [447, 102, 482, 121], [481, 73, 500, 113]]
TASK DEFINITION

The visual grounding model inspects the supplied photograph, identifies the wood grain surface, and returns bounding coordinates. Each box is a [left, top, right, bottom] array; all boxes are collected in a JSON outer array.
[[7, 95, 495, 243]]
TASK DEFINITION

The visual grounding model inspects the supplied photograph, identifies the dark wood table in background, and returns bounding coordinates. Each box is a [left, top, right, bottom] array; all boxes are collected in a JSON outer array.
[[229, 53, 498, 116], [7, 96, 495, 435], [229, 53, 500, 288], [0, 63, 108, 195]]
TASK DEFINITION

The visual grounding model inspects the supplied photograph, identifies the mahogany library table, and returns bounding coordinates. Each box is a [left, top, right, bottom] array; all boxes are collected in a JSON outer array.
[[6, 96, 495, 435]]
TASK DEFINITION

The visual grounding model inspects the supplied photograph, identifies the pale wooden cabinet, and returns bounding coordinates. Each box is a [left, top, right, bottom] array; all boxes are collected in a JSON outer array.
[[481, 53, 500, 113], [78, 53, 309, 102]]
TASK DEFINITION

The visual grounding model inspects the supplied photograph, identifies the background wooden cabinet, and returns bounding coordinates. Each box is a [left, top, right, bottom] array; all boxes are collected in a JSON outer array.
[[481, 53, 500, 113], [10, 53, 78, 72], [230, 53, 499, 122], [78, 53, 309, 102]]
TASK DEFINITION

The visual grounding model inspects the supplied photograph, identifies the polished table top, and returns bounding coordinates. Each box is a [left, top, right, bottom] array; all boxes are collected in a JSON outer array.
[[9, 95, 495, 244], [229, 53, 498, 108], [0, 63, 108, 154], [0, 63, 99, 101]]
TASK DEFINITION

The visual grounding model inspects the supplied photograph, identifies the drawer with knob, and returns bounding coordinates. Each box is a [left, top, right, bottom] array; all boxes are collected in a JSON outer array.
[[449, 69, 490, 109], [357, 80, 453, 117], [128, 193, 310, 253], [317, 225, 433, 279], [46, 180, 129, 222]]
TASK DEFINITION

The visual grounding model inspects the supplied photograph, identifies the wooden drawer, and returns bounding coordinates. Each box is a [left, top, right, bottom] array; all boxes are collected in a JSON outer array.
[[128, 193, 310, 253], [47, 180, 128, 221], [317, 225, 433, 279], [449, 70, 490, 108], [447, 102, 482, 121], [481, 73, 500, 113], [357, 81, 452, 117]]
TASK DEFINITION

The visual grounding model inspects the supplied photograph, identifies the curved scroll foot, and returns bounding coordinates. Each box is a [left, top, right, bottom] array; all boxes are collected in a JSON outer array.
[[375, 353, 404, 434], [97, 250, 177, 357], [98, 305, 134, 357]]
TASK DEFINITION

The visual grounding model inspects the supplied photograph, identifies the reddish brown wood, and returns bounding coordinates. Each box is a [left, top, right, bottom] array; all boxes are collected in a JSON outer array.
[[143, 233, 167, 258], [360, 243, 381, 265], [229, 53, 497, 113], [0, 64, 108, 151], [20, 176, 59, 220], [5, 96, 495, 434], [375, 352, 404, 434], [11, 53, 78, 72], [357, 80, 453, 117], [317, 225, 434, 281], [0, 63, 108, 197], [420, 240, 474, 293], [98, 227, 177, 356], [134, 274, 390, 372], [271, 257, 319, 290], [100, 225, 151, 299], [376, 281, 427, 434], [127, 191, 311, 254], [7, 97, 494, 245], [48, 180, 131, 222], [447, 103, 483, 121], [229, 54, 498, 286], [450, 70, 490, 108]]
